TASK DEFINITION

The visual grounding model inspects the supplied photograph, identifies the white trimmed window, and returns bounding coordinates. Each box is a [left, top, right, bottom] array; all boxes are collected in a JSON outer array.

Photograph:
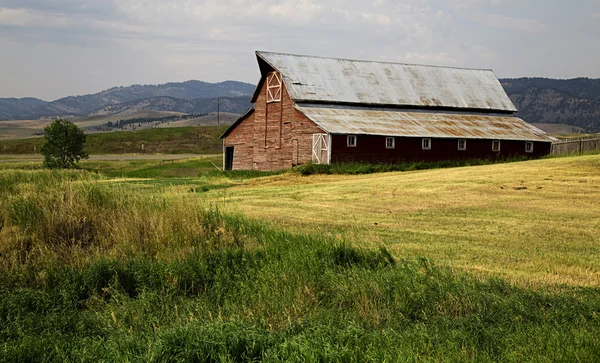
[[422, 138, 431, 150], [492, 140, 501, 152], [266, 72, 282, 103], [347, 135, 357, 147], [458, 139, 467, 151], [525, 142, 534, 153], [386, 137, 395, 149]]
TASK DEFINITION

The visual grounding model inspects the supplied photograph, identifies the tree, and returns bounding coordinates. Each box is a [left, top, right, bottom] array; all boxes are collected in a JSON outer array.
[[40, 119, 89, 169]]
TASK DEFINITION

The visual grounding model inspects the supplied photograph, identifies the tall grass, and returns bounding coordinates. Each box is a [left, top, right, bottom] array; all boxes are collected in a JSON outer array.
[[0, 169, 599, 361]]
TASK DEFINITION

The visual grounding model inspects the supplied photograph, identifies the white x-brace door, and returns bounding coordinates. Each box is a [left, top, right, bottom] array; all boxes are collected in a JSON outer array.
[[312, 133, 330, 164]]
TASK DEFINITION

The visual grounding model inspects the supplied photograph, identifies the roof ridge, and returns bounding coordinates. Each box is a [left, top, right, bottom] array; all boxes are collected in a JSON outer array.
[[255, 50, 494, 72]]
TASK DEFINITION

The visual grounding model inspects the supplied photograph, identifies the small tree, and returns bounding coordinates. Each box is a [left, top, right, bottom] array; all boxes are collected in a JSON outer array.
[[41, 119, 89, 169]]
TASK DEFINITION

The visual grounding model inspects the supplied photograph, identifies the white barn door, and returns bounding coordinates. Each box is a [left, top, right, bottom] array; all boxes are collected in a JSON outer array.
[[312, 133, 330, 164]]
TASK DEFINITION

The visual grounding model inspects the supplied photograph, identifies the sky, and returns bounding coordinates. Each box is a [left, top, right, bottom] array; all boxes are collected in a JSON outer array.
[[0, 0, 599, 101]]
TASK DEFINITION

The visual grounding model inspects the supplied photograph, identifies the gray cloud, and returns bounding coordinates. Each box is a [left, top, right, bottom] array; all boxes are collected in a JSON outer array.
[[0, 0, 599, 100]]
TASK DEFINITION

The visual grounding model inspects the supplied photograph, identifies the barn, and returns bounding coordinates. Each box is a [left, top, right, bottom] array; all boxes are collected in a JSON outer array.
[[221, 51, 555, 171]]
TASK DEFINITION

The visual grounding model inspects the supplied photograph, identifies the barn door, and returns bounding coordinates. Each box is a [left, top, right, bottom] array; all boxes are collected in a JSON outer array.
[[312, 133, 329, 164]]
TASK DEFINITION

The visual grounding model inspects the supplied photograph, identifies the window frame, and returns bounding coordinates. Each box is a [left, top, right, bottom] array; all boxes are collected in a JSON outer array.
[[525, 142, 534, 153], [422, 138, 432, 150], [492, 140, 501, 152], [385, 137, 395, 149], [347, 135, 357, 147], [266, 72, 282, 103], [457, 139, 467, 151]]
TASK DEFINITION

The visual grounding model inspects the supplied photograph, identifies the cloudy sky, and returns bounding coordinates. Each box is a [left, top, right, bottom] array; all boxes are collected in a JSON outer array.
[[0, 0, 599, 100]]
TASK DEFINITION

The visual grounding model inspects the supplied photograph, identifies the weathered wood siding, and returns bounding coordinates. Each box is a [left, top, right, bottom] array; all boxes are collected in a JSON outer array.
[[330, 135, 552, 163], [224, 73, 323, 171], [551, 136, 600, 155]]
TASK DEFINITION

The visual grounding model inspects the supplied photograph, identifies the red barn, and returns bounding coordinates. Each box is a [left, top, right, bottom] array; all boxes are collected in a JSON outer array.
[[221, 51, 555, 171]]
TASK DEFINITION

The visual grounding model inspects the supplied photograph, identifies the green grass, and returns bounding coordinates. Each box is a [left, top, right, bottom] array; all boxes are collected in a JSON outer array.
[[0, 125, 228, 155], [0, 169, 599, 361], [1, 156, 600, 361]]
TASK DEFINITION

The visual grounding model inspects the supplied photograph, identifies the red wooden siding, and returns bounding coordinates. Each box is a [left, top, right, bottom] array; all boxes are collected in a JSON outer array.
[[330, 135, 552, 163]]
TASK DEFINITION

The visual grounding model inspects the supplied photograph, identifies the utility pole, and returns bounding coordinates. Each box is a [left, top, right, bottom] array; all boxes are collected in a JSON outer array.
[[217, 97, 220, 125]]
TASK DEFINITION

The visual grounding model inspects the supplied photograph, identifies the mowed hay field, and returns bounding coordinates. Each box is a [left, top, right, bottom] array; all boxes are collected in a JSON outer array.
[[1, 155, 600, 361], [217, 155, 600, 287]]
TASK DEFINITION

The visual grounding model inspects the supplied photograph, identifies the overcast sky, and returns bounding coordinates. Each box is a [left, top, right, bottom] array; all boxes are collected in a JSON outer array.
[[1, 0, 599, 101]]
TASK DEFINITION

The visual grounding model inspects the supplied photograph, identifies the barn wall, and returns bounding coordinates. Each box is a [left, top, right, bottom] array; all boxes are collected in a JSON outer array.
[[330, 135, 552, 163], [250, 76, 323, 171], [223, 112, 254, 170]]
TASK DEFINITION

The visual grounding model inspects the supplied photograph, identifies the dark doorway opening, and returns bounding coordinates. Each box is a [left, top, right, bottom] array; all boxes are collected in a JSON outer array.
[[224, 146, 234, 171]]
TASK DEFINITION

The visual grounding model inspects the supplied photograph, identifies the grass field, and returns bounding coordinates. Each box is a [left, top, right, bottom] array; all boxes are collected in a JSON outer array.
[[0, 125, 228, 155], [215, 155, 600, 287], [0, 111, 239, 140], [0, 155, 599, 360]]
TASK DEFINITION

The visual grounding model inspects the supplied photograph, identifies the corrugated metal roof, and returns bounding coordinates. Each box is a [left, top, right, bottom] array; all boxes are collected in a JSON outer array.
[[296, 104, 556, 142], [257, 51, 518, 112]]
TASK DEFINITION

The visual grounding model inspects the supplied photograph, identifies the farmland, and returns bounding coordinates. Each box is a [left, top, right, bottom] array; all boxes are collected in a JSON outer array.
[[0, 154, 599, 361], [0, 111, 239, 141], [0, 125, 228, 155]]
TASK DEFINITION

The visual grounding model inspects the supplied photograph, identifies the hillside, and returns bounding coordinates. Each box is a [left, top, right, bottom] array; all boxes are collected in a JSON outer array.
[[89, 96, 250, 116], [0, 80, 254, 120], [0, 125, 228, 154], [500, 78, 600, 132]]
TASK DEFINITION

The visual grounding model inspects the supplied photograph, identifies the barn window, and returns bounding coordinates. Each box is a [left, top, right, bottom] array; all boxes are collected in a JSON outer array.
[[385, 137, 395, 149], [525, 142, 534, 153], [422, 138, 431, 150], [492, 140, 501, 152], [266, 72, 282, 103], [347, 135, 357, 147], [458, 139, 467, 151]]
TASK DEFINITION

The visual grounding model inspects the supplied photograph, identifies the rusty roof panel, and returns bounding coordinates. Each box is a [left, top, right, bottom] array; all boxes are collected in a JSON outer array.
[[296, 105, 556, 142], [257, 51, 518, 112]]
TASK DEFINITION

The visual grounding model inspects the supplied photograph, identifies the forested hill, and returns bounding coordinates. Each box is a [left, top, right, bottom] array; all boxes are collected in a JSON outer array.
[[500, 78, 600, 132]]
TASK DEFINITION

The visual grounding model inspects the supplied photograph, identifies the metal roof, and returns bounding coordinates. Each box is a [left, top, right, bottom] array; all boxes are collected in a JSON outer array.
[[257, 51, 518, 113], [296, 104, 556, 142]]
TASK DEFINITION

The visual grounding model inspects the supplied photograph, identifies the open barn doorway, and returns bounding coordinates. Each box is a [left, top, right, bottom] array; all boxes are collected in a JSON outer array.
[[224, 146, 234, 170]]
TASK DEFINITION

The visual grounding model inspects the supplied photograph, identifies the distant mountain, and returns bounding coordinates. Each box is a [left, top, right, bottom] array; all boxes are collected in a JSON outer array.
[[0, 80, 255, 120], [0, 97, 48, 120], [500, 78, 600, 133], [3, 78, 600, 133]]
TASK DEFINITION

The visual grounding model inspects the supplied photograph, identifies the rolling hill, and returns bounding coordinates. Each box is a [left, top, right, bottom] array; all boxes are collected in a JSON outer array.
[[3, 78, 600, 133], [0, 80, 255, 120]]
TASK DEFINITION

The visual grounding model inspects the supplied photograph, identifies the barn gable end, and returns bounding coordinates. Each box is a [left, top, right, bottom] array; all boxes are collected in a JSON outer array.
[[223, 67, 324, 171]]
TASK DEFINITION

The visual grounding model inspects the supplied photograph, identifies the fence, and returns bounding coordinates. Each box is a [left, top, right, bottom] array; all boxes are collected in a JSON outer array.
[[551, 136, 600, 155]]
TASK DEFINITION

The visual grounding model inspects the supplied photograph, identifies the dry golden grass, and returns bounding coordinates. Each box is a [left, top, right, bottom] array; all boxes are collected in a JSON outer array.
[[213, 155, 600, 287]]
